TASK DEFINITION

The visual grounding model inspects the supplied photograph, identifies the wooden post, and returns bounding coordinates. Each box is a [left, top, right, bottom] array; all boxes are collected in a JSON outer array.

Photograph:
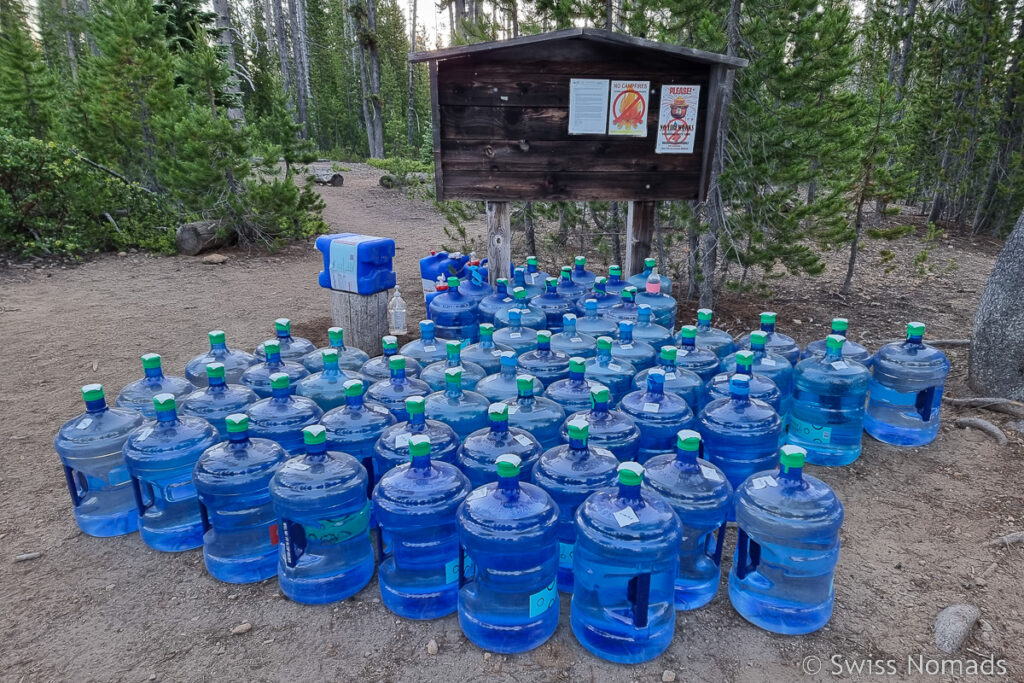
[[486, 201, 511, 286], [330, 289, 390, 356], [625, 200, 656, 278]]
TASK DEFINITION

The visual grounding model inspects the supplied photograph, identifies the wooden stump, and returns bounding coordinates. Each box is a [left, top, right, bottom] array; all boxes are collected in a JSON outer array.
[[176, 220, 230, 256], [314, 172, 344, 187], [330, 289, 390, 356]]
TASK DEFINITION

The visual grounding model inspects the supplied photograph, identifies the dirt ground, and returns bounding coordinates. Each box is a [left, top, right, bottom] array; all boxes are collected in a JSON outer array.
[[2, 163, 1022, 683]]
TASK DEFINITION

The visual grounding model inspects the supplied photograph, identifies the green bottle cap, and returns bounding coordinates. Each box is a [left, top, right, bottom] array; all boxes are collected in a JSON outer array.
[[445, 367, 462, 382], [610, 265, 621, 277], [328, 327, 344, 345], [760, 312, 776, 324], [677, 429, 701, 451], [567, 418, 589, 441], [750, 331, 767, 346], [575, 255, 586, 267], [81, 384, 104, 402], [907, 321, 925, 337], [569, 357, 586, 373], [447, 339, 462, 354], [831, 318, 848, 332], [447, 276, 461, 288], [517, 375, 535, 392], [595, 276, 607, 286], [488, 403, 509, 421], [303, 424, 326, 446], [408, 434, 431, 458], [322, 349, 339, 364], [152, 393, 176, 413], [497, 278, 508, 287], [480, 323, 494, 336], [561, 266, 571, 276], [537, 330, 551, 343], [679, 325, 697, 340], [513, 287, 527, 300], [225, 414, 248, 433], [344, 379, 364, 396], [660, 346, 677, 361], [406, 396, 425, 415], [735, 350, 754, 368], [389, 355, 406, 371], [383, 336, 398, 351], [622, 287, 636, 301], [269, 372, 290, 390], [275, 318, 291, 333], [617, 462, 644, 486], [496, 454, 522, 478], [206, 363, 226, 379], [141, 353, 162, 370], [697, 309, 713, 323], [527, 256, 538, 266], [779, 444, 806, 470], [592, 386, 610, 403], [644, 257, 656, 268], [263, 339, 281, 355], [597, 336, 613, 351], [826, 335, 845, 352], [209, 330, 226, 345], [546, 276, 558, 288]]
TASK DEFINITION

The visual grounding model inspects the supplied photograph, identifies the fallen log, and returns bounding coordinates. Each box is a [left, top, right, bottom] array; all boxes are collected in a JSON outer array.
[[176, 220, 231, 256], [314, 172, 344, 187]]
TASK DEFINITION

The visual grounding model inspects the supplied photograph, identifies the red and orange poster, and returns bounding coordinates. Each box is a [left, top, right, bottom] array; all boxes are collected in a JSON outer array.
[[655, 85, 700, 154], [607, 80, 650, 137]]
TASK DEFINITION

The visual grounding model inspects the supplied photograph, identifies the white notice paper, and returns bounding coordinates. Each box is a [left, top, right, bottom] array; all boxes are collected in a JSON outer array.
[[608, 80, 650, 137], [655, 85, 700, 154], [568, 79, 610, 135]]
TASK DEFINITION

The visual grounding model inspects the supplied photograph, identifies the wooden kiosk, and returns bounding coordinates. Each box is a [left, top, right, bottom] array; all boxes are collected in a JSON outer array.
[[410, 28, 747, 283]]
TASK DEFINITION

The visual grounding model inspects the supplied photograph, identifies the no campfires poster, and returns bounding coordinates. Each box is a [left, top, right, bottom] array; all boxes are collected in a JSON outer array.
[[607, 80, 650, 137], [656, 85, 700, 154]]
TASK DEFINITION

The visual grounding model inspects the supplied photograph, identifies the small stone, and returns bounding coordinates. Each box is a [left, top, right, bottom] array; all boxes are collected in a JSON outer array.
[[227, 594, 238, 600], [974, 576, 987, 587], [105, 583, 115, 590], [427, 639, 438, 655], [149, 675, 156, 681], [662, 671, 677, 682], [230, 622, 252, 635], [364, 651, 372, 658], [14, 552, 41, 562], [935, 604, 981, 653], [202, 253, 228, 265], [483, 653, 491, 660], [792, 319, 802, 325], [118, 251, 127, 257]]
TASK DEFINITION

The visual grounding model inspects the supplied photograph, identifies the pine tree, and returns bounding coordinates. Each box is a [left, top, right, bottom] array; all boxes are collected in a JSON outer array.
[[0, 0, 58, 138]]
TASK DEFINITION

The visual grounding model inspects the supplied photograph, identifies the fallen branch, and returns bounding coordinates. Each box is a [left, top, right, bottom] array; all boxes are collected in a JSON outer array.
[[72, 151, 156, 195], [954, 417, 1008, 445], [986, 531, 1024, 548], [943, 396, 1024, 418]]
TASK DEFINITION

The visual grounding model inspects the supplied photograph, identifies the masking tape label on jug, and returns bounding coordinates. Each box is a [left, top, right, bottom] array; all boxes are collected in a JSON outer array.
[[528, 580, 557, 617], [613, 506, 640, 527], [558, 542, 574, 567], [788, 415, 832, 444]]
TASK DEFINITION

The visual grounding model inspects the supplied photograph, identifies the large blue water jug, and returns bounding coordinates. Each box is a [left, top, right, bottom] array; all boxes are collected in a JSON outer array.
[[575, 277, 619, 317], [523, 256, 551, 292], [572, 462, 682, 663], [457, 454, 559, 653], [502, 375, 566, 451], [55, 384, 143, 537], [320, 379, 395, 484], [302, 327, 370, 374], [704, 350, 783, 417], [423, 368, 490, 440], [399, 321, 447, 367], [245, 373, 323, 455], [186, 330, 256, 386], [730, 445, 843, 634], [544, 357, 609, 414], [116, 353, 195, 418], [584, 337, 635, 404], [429, 276, 480, 343], [240, 340, 309, 399], [570, 255, 597, 292], [367, 356, 431, 422], [633, 346, 702, 414], [562, 386, 640, 462], [675, 325, 722, 385], [513, 265, 544, 299], [551, 314, 596, 359], [518, 331, 571, 389], [698, 376, 782, 520], [627, 257, 672, 294], [620, 370, 696, 463], [611, 321, 656, 371], [576, 298, 618, 339], [643, 430, 732, 610], [788, 335, 870, 466], [603, 286, 641, 326], [254, 318, 316, 362], [270, 425, 375, 604], [420, 250, 465, 296], [693, 308, 736, 359], [295, 349, 367, 412], [632, 305, 674, 350], [316, 233, 396, 294], [457, 403, 543, 488], [477, 278, 514, 326], [373, 434, 471, 619], [737, 312, 801, 365], [529, 278, 572, 332], [801, 318, 871, 364], [532, 418, 618, 592], [475, 351, 543, 403], [181, 363, 258, 437], [461, 323, 513, 375], [605, 265, 627, 297], [634, 274, 677, 329], [865, 322, 950, 446], [493, 308, 540, 355], [361, 336, 423, 381], [494, 288, 546, 330], [421, 341, 486, 391], [374, 396, 459, 480], [193, 414, 286, 583], [556, 266, 586, 302], [123, 394, 219, 551], [459, 265, 493, 311], [722, 331, 793, 419]]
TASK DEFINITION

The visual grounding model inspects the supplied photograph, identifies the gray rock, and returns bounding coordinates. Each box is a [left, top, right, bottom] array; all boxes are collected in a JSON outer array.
[[934, 604, 980, 653], [202, 253, 228, 265], [230, 622, 252, 635], [427, 639, 438, 655]]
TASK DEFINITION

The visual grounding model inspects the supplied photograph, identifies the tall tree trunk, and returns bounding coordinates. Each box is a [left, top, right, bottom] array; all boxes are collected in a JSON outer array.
[[272, 0, 292, 100], [213, 0, 244, 124], [610, 202, 623, 266], [843, 194, 866, 295], [60, 0, 79, 82], [524, 202, 537, 256], [557, 204, 569, 245], [366, 0, 384, 157], [510, 0, 519, 36], [686, 221, 697, 300], [406, 0, 417, 148], [288, 0, 308, 134], [78, 0, 98, 57], [605, 0, 613, 29]]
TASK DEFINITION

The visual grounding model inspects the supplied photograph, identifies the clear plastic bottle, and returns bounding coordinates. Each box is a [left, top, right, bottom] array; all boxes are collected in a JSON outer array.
[[556, 265, 586, 302], [634, 271, 677, 329], [562, 386, 640, 462], [193, 414, 287, 583], [502, 375, 566, 451], [423, 367, 491, 440], [788, 335, 870, 466], [518, 331, 571, 389], [571, 462, 682, 663], [181, 362, 258, 437], [123, 394, 219, 551], [544, 357, 610, 414], [693, 308, 736, 360], [373, 434, 472, 619], [388, 285, 409, 336], [736, 312, 801, 366], [633, 346, 703, 414], [116, 353, 196, 418], [254, 318, 317, 362], [458, 265, 493, 311], [551, 314, 597, 359], [627, 257, 672, 294], [698, 376, 782, 519], [420, 340, 487, 392], [865, 322, 950, 446], [524, 255, 551, 291], [675, 325, 722, 385], [611, 320, 656, 371], [576, 298, 618, 339], [302, 327, 371, 374], [245, 372, 323, 455], [186, 330, 257, 386], [457, 403, 543, 488], [643, 430, 732, 610], [801, 317, 871, 364], [632, 305, 674, 350], [721, 331, 793, 419], [366, 355, 431, 422], [704, 350, 783, 417], [729, 445, 843, 634], [295, 349, 367, 412], [575, 277, 618, 317], [361, 336, 423, 381], [374, 396, 460, 481], [457, 454, 559, 654], [320, 379, 395, 483], [494, 288, 546, 330], [571, 255, 597, 292], [477, 278, 514, 325], [605, 265, 627, 297], [619, 370, 696, 463], [584, 337, 636, 404], [492, 308, 540, 355], [399, 320, 447, 367], [514, 264, 544, 299], [531, 418, 618, 592], [240, 340, 309, 399], [461, 323, 513, 375], [429, 276, 480, 343], [270, 425, 375, 604], [603, 286, 641, 326], [529, 277, 573, 332], [474, 351, 544, 403], [54, 384, 143, 537]]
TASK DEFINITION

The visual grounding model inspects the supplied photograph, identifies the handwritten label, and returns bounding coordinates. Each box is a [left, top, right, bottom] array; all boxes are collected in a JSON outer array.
[[613, 506, 640, 527], [514, 434, 533, 447], [751, 476, 778, 490]]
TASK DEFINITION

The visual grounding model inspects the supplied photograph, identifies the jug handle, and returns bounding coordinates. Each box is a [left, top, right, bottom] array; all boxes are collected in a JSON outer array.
[[281, 519, 306, 568], [916, 387, 936, 422], [735, 528, 761, 580], [627, 573, 651, 628], [199, 501, 211, 533], [130, 475, 152, 516], [62, 464, 83, 507], [458, 545, 470, 588], [361, 456, 376, 500], [375, 527, 393, 564], [705, 521, 728, 566]]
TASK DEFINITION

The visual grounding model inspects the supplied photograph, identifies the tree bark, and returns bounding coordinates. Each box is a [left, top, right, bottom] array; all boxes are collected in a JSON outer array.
[[523, 202, 537, 256], [213, 0, 245, 124], [610, 201, 623, 267], [354, 0, 384, 157], [60, 0, 79, 83], [406, 0, 417, 148], [287, 0, 309, 134], [272, 0, 292, 100]]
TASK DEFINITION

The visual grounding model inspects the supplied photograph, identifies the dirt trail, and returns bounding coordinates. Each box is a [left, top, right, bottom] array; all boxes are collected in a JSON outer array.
[[1, 163, 1021, 682]]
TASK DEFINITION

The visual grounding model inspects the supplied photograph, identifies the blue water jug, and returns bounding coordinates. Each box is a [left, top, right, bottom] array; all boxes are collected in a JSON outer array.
[[270, 425, 375, 604], [523, 256, 551, 292], [302, 327, 370, 374], [584, 337, 636, 404], [865, 322, 950, 446], [693, 308, 736, 359], [316, 233, 396, 293], [424, 280, 448, 313], [575, 277, 619, 317], [513, 265, 544, 299], [619, 370, 696, 463], [116, 353, 195, 418], [421, 341, 487, 391], [643, 430, 732, 610], [320, 379, 395, 487], [722, 331, 793, 419], [123, 394, 219, 551], [518, 331, 571, 389], [632, 305, 674, 350], [429, 276, 480, 343], [544, 357, 609, 414], [698, 376, 782, 519], [605, 265, 627, 297], [493, 309, 540, 355], [562, 386, 640, 462], [737, 312, 801, 366], [730, 445, 843, 634], [556, 266, 586, 302], [475, 351, 543, 403], [462, 323, 513, 375], [635, 273, 677, 329], [240, 340, 309, 399], [788, 335, 869, 466], [398, 321, 446, 368], [457, 403, 543, 488], [532, 418, 618, 592], [572, 462, 682, 663], [495, 288, 546, 330], [551, 314, 597, 359], [477, 278, 515, 326], [186, 330, 257, 386], [801, 317, 871, 364], [705, 350, 783, 417], [627, 257, 672, 294], [367, 355, 431, 422], [295, 349, 367, 412], [570, 255, 597, 292], [502, 375, 566, 450], [375, 396, 459, 480], [193, 414, 286, 583], [529, 278, 572, 332], [423, 367, 490, 440], [459, 265, 493, 311], [55, 384, 143, 537], [246, 373, 323, 455], [611, 321, 656, 371], [457, 454, 559, 654], [254, 318, 316, 362], [420, 250, 458, 297], [603, 286, 641, 327], [362, 336, 423, 381], [181, 362, 258, 437], [633, 346, 702, 414], [576, 298, 618, 339], [675, 325, 722, 385]]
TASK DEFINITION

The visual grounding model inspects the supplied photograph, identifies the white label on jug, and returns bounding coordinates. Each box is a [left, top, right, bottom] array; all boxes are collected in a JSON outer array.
[[831, 360, 849, 370], [751, 476, 777, 490], [571, 337, 583, 343], [492, 350, 503, 356], [423, 345, 436, 352], [621, 344, 633, 350], [665, 372, 676, 380], [514, 434, 533, 446], [614, 506, 640, 527], [509, 333, 521, 339], [700, 465, 722, 482], [422, 278, 437, 294], [761, 358, 776, 367], [291, 462, 311, 471], [507, 404, 519, 415], [76, 418, 92, 430], [395, 433, 411, 448], [643, 402, 660, 413], [136, 426, 153, 441]]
